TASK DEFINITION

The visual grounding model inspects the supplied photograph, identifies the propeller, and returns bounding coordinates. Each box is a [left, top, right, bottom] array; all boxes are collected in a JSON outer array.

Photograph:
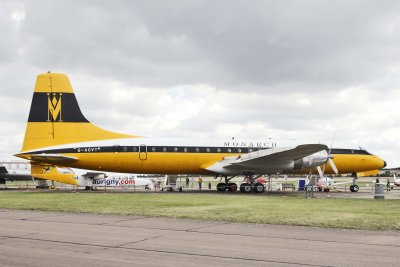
[[318, 136, 339, 187]]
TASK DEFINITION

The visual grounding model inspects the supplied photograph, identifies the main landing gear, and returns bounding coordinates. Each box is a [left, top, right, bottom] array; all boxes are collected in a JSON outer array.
[[215, 174, 265, 193], [239, 176, 265, 193], [216, 176, 238, 192]]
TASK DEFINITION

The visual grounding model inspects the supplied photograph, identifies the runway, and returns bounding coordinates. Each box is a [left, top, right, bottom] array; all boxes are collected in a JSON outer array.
[[0, 209, 399, 266]]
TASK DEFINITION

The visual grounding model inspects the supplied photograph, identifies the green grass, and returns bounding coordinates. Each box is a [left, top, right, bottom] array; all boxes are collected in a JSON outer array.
[[0, 191, 399, 231]]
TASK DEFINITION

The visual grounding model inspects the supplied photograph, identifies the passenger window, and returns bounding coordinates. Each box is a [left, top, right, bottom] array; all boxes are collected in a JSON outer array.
[[238, 148, 242, 153], [152, 147, 156, 152], [133, 147, 137, 152], [123, 147, 127, 152], [206, 148, 210, 153], [174, 147, 178, 152], [163, 147, 167, 152], [249, 149, 253, 152], [227, 148, 231, 153], [217, 148, 221, 153], [195, 148, 200, 152], [184, 147, 188, 152]]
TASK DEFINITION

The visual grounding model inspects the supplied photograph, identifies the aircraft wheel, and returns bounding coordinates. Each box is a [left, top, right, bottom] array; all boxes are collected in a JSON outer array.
[[228, 183, 238, 192], [239, 183, 246, 193], [217, 183, 227, 192], [323, 188, 330, 192], [352, 184, 359, 192], [253, 183, 265, 193], [240, 183, 252, 193], [350, 185, 355, 192]]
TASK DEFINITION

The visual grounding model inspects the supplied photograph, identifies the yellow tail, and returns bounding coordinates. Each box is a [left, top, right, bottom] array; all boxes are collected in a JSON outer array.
[[20, 72, 135, 152], [31, 163, 78, 185]]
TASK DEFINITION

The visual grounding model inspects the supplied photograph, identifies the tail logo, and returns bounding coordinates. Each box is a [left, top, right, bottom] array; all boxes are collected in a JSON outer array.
[[47, 93, 63, 122]]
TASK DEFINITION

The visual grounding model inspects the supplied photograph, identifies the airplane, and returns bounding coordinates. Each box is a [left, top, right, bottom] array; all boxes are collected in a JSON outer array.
[[307, 176, 360, 192], [0, 160, 153, 190], [77, 171, 155, 190], [0, 161, 33, 183], [385, 173, 400, 188], [394, 174, 400, 186], [15, 73, 386, 193]]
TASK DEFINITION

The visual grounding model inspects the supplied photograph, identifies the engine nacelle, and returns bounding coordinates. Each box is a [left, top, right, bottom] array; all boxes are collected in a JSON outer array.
[[293, 151, 329, 170]]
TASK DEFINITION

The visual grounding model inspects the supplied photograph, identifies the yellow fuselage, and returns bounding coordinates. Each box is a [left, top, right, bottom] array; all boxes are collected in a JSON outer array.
[[20, 150, 384, 175]]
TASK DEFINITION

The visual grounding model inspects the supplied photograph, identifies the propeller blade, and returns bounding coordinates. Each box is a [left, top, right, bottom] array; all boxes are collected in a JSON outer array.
[[317, 166, 324, 178], [328, 158, 338, 174]]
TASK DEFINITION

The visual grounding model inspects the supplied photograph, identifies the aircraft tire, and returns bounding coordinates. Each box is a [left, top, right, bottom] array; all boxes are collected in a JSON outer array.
[[350, 185, 355, 192], [253, 183, 265, 193], [217, 183, 227, 192], [352, 184, 359, 192], [323, 188, 330, 192], [240, 183, 252, 193], [228, 183, 238, 192]]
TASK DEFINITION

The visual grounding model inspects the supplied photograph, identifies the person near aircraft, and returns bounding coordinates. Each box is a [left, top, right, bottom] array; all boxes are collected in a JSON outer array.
[[198, 176, 203, 190]]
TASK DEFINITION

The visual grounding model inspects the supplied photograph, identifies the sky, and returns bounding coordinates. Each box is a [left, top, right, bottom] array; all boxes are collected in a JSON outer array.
[[1, 0, 400, 167]]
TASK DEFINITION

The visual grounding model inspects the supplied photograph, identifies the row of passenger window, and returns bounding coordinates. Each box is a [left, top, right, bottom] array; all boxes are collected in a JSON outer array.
[[129, 146, 264, 153]]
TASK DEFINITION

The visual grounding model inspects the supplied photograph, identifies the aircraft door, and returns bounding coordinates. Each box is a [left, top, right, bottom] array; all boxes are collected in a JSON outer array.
[[139, 144, 147, 160], [113, 145, 122, 170]]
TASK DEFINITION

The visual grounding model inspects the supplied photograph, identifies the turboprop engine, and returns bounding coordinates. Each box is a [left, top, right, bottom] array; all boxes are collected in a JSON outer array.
[[293, 150, 330, 170]]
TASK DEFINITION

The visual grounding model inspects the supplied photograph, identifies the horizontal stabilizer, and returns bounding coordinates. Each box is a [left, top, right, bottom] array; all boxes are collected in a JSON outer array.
[[28, 154, 78, 163]]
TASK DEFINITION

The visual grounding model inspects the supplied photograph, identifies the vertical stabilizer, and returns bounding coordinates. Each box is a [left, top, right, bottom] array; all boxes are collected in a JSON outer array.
[[21, 73, 135, 152]]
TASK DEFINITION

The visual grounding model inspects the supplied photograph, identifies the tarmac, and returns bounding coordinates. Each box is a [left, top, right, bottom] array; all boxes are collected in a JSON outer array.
[[0, 209, 399, 266]]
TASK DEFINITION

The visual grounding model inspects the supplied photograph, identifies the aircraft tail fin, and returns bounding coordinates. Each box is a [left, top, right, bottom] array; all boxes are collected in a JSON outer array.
[[19, 73, 135, 153]]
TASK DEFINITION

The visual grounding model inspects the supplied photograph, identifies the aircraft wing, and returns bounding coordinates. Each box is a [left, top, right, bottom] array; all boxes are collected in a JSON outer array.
[[29, 154, 78, 163], [205, 144, 327, 174], [235, 144, 327, 167]]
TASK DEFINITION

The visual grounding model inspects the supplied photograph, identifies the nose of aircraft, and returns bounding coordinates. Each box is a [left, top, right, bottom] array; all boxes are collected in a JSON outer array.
[[375, 156, 386, 169]]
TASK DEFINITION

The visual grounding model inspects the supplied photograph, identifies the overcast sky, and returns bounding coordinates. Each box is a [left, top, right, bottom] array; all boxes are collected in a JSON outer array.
[[1, 0, 400, 167]]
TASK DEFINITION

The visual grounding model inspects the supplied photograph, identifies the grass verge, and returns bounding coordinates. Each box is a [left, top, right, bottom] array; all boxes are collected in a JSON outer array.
[[0, 191, 399, 231]]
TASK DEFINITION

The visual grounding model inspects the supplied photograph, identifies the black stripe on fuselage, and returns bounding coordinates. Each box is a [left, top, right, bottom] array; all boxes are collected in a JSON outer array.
[[21, 146, 372, 156], [28, 92, 88, 122], [21, 145, 271, 155]]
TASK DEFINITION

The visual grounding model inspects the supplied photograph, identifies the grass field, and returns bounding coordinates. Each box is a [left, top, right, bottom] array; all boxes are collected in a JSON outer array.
[[0, 191, 399, 231]]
